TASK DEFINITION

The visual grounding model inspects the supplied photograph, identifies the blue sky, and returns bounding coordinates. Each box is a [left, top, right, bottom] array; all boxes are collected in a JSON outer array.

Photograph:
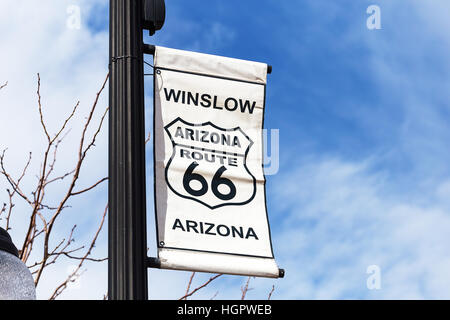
[[1, 0, 450, 299], [144, 0, 450, 299]]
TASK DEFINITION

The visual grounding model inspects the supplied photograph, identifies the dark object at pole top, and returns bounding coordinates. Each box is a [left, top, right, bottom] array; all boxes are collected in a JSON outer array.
[[143, 0, 166, 36], [0, 227, 19, 258]]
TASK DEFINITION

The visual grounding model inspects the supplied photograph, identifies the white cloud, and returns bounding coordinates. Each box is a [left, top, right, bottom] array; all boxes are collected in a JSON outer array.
[[269, 156, 450, 299]]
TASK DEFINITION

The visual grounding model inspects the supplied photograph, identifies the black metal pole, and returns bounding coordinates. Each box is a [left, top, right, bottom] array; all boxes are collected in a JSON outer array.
[[109, 0, 148, 300]]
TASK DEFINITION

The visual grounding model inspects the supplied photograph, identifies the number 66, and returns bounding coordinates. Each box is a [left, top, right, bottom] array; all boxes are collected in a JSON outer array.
[[183, 162, 237, 201]]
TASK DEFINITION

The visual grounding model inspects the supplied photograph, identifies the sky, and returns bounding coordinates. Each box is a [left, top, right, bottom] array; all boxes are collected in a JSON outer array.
[[0, 0, 450, 300]]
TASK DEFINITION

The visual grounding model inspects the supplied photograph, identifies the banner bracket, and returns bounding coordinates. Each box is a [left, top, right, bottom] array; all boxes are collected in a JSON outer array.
[[144, 43, 273, 74], [143, 43, 156, 55], [147, 257, 161, 269]]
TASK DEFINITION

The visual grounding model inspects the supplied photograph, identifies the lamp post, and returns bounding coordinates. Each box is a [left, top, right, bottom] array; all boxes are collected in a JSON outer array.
[[108, 0, 165, 300], [0, 227, 36, 300]]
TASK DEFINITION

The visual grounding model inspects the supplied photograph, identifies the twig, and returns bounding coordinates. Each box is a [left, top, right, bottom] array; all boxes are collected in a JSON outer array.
[[241, 277, 253, 300], [71, 177, 108, 196], [184, 272, 196, 300], [37, 74, 51, 142], [267, 285, 275, 300], [0, 202, 7, 219], [49, 204, 108, 300], [44, 170, 76, 187], [179, 274, 222, 300], [210, 291, 219, 300]]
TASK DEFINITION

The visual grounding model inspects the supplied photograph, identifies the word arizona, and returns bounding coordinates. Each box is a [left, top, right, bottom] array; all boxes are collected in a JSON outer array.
[[164, 88, 257, 114], [172, 219, 259, 240], [174, 126, 242, 148]]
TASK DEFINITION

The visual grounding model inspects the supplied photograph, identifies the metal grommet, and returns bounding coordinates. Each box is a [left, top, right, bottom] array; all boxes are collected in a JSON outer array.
[[159, 241, 165, 247], [156, 69, 161, 75]]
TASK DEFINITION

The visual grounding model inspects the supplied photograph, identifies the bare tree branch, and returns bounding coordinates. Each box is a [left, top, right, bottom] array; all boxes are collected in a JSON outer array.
[[183, 272, 196, 300], [43, 170, 76, 187], [241, 277, 253, 300], [71, 177, 108, 196], [33, 73, 109, 286], [267, 285, 275, 300], [210, 291, 219, 300], [49, 203, 108, 300], [0, 150, 34, 206], [37, 74, 51, 142], [179, 274, 222, 300], [0, 73, 110, 299]]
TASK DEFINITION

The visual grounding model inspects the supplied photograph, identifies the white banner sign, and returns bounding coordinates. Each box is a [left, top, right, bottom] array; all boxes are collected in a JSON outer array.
[[153, 46, 281, 278]]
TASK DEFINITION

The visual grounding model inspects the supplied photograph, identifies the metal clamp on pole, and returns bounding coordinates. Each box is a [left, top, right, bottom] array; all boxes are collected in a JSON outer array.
[[143, 44, 156, 55], [147, 257, 161, 269]]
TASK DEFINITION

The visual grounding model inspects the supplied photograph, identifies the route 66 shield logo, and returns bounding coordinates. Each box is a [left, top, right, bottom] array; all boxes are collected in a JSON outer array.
[[164, 118, 257, 209]]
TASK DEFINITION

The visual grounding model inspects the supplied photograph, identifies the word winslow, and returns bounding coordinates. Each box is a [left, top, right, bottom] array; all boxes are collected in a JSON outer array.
[[164, 88, 257, 114], [172, 219, 259, 240]]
